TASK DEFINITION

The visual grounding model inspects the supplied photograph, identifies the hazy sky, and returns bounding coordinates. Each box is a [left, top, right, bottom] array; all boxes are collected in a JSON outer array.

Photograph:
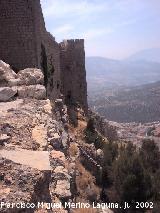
[[41, 0, 160, 59]]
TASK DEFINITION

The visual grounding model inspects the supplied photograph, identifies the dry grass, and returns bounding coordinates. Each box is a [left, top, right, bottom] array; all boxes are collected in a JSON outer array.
[[76, 162, 94, 189], [76, 162, 100, 201], [69, 143, 79, 157]]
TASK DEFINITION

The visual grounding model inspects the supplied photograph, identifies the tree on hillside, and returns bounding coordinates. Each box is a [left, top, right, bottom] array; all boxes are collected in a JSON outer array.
[[84, 117, 103, 148], [113, 143, 152, 209], [140, 139, 160, 173], [139, 139, 160, 207]]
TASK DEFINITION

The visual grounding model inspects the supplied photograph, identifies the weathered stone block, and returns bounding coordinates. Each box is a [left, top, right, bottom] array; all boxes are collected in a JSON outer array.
[[0, 87, 17, 102], [54, 179, 71, 199], [48, 133, 62, 150], [17, 68, 44, 85], [0, 134, 10, 145], [17, 84, 46, 100], [0, 60, 17, 86]]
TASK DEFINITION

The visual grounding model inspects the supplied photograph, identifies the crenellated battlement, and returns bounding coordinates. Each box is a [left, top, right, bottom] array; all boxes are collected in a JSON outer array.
[[60, 39, 84, 50], [59, 38, 88, 112]]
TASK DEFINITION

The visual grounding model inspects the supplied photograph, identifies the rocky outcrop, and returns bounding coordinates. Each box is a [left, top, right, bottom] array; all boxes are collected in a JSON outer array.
[[0, 150, 51, 171], [0, 60, 17, 86], [0, 62, 73, 212], [0, 157, 51, 213], [17, 85, 46, 100], [0, 86, 17, 101], [0, 96, 72, 212], [17, 68, 44, 86], [0, 60, 46, 102], [0, 134, 10, 145], [89, 111, 118, 142]]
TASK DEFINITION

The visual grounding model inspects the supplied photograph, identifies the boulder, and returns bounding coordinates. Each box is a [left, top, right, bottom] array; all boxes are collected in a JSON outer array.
[[50, 150, 66, 166], [8, 78, 24, 87], [61, 131, 69, 149], [0, 61, 17, 86], [0, 87, 17, 102], [54, 179, 71, 199], [17, 68, 44, 85], [17, 84, 46, 100], [53, 166, 71, 181], [32, 124, 48, 150], [0, 150, 51, 171], [48, 132, 62, 150], [0, 134, 10, 145]]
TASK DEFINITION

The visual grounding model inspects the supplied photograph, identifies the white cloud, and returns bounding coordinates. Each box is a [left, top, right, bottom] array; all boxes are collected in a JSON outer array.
[[53, 24, 73, 35], [41, 0, 108, 18], [81, 28, 113, 40]]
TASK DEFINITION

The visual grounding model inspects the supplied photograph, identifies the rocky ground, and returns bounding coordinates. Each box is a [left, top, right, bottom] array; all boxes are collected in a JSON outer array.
[[0, 97, 73, 213], [0, 61, 73, 213]]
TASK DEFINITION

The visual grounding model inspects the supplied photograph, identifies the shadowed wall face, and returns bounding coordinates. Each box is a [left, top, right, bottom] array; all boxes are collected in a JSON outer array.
[[60, 39, 88, 112], [0, 0, 39, 70], [0, 0, 61, 99]]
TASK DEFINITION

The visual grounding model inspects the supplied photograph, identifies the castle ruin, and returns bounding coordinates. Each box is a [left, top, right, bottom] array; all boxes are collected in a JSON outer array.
[[0, 0, 88, 111]]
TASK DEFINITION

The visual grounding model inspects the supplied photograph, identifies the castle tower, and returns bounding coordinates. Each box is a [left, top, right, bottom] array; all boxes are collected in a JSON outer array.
[[60, 39, 88, 112]]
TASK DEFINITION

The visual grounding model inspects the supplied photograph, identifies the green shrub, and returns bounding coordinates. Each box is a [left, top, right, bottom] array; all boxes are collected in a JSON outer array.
[[113, 143, 152, 209]]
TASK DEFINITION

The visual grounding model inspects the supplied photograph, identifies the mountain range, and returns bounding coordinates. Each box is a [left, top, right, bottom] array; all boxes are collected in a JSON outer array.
[[125, 48, 160, 63], [86, 48, 160, 91]]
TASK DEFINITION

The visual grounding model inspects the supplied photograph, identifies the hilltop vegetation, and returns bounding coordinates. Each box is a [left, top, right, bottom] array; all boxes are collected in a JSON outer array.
[[84, 118, 160, 212]]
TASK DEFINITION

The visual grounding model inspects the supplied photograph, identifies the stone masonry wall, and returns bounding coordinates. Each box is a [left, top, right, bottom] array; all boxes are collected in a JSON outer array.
[[33, 0, 61, 99], [0, 0, 38, 70], [42, 33, 61, 100], [60, 39, 88, 112], [0, 0, 61, 99]]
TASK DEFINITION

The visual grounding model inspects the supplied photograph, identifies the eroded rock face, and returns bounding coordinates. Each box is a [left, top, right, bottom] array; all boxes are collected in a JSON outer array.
[[17, 68, 44, 86], [0, 60, 17, 85], [17, 84, 46, 100], [0, 97, 72, 212], [0, 87, 17, 101], [32, 124, 48, 150], [0, 60, 46, 101], [0, 134, 10, 145], [48, 133, 62, 150], [54, 180, 71, 199], [50, 150, 66, 167], [0, 150, 51, 171], [0, 61, 73, 212], [50, 163, 71, 200], [0, 157, 51, 212]]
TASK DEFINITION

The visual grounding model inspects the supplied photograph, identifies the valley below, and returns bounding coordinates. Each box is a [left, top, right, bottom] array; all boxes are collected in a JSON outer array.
[[87, 52, 160, 151], [88, 81, 160, 123]]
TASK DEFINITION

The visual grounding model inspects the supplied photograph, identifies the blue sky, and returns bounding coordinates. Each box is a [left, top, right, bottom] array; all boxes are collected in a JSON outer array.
[[41, 0, 160, 59]]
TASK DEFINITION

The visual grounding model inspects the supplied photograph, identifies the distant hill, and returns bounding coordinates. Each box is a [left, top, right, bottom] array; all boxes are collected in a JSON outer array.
[[126, 48, 160, 63], [86, 55, 160, 91], [89, 81, 160, 123]]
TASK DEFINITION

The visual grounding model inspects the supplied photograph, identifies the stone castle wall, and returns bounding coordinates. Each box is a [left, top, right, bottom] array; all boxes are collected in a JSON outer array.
[[0, 0, 38, 70], [60, 39, 88, 112], [0, 0, 87, 110], [42, 32, 61, 99]]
